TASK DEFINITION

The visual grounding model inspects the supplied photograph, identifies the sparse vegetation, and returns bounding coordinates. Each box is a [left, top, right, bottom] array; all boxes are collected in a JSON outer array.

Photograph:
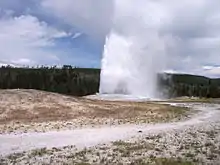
[[30, 148, 49, 157], [152, 158, 195, 165], [0, 89, 190, 134], [1, 122, 220, 165]]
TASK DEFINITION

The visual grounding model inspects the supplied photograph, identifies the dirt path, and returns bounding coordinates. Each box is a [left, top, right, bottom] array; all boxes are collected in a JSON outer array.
[[1, 102, 219, 156]]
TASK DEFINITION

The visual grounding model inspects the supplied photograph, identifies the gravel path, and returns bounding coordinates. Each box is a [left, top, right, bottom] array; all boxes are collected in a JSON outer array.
[[0, 102, 219, 158]]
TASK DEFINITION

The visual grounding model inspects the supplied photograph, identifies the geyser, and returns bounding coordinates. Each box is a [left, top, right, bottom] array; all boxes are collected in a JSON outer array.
[[99, 1, 168, 99]]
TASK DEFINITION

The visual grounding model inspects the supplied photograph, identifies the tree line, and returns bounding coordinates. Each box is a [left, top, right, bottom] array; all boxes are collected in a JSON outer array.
[[158, 73, 220, 98], [0, 65, 100, 96], [0, 65, 220, 98]]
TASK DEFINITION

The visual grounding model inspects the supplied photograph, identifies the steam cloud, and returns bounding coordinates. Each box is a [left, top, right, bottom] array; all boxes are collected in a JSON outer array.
[[99, 0, 170, 98]]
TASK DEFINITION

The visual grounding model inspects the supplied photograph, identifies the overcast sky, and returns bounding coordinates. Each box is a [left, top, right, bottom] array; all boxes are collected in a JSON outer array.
[[0, 0, 220, 77]]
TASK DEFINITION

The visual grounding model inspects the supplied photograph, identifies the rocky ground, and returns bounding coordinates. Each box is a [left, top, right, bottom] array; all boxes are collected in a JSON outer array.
[[0, 89, 220, 165], [2, 123, 219, 165]]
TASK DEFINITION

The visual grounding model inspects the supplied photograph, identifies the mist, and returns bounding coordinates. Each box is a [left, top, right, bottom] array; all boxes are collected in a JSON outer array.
[[99, 0, 170, 98]]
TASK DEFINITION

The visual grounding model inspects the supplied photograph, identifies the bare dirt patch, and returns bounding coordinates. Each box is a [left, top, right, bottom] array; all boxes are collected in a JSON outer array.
[[0, 89, 189, 133]]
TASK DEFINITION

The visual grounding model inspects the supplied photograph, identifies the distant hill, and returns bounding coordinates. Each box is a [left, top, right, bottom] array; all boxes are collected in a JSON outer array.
[[169, 73, 220, 87], [159, 73, 220, 98], [169, 74, 209, 85]]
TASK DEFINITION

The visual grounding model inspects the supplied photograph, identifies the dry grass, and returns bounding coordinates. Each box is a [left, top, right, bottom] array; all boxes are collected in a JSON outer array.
[[165, 96, 220, 104], [0, 89, 189, 133], [0, 89, 188, 124], [0, 89, 81, 123]]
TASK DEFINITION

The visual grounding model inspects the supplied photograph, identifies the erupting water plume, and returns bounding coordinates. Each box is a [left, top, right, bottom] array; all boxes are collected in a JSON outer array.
[[99, 0, 169, 99]]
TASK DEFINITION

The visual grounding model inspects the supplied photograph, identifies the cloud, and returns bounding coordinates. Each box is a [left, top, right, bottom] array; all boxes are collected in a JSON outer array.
[[72, 32, 82, 39], [0, 13, 71, 66], [206, 67, 220, 77], [41, 0, 114, 42], [0, 0, 220, 77], [157, 0, 220, 77], [202, 66, 220, 78], [39, 0, 220, 77]]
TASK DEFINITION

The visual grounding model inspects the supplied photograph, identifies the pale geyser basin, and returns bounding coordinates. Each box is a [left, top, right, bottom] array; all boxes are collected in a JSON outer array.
[[85, 93, 162, 102]]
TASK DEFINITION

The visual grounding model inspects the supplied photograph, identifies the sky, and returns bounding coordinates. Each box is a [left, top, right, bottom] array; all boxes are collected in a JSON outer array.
[[0, 0, 220, 77]]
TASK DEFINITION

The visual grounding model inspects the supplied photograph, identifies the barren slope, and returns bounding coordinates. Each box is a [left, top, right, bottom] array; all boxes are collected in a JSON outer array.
[[0, 89, 189, 133]]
